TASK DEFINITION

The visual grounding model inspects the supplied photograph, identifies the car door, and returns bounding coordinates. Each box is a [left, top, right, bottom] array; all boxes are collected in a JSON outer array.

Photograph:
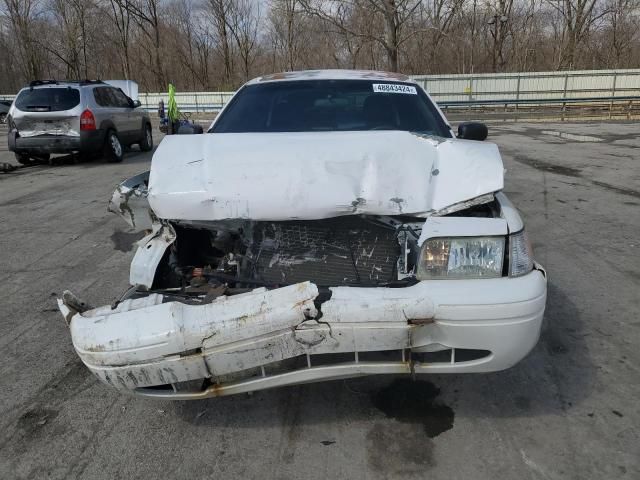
[[110, 87, 138, 142], [93, 86, 124, 136]]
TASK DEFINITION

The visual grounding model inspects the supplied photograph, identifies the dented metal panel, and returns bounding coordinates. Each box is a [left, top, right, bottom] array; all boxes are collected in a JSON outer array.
[[64, 70, 549, 399], [129, 223, 176, 288], [147, 131, 503, 221], [108, 171, 154, 231], [60, 270, 547, 394], [70, 282, 319, 367]]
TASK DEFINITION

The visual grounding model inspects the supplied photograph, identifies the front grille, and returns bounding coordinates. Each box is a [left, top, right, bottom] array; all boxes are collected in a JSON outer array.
[[246, 216, 400, 286]]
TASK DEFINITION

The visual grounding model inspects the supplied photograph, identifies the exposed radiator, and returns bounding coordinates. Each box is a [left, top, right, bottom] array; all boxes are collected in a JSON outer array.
[[246, 216, 400, 286]]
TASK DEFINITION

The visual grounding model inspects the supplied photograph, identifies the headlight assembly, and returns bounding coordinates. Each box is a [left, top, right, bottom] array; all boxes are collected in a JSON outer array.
[[417, 236, 505, 280], [416, 229, 534, 280]]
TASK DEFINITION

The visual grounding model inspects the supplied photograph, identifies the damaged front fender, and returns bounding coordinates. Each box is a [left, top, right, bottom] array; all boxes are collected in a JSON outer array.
[[129, 223, 176, 288], [108, 171, 155, 231]]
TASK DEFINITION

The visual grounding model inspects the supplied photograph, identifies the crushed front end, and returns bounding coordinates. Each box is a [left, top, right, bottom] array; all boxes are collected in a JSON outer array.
[[59, 178, 547, 399]]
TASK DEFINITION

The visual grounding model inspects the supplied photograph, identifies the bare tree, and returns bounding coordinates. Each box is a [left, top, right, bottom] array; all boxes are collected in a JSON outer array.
[[114, 0, 165, 88], [207, 0, 234, 86], [2, 0, 640, 93], [603, 0, 640, 66], [301, 0, 426, 72], [227, 0, 261, 82], [269, 0, 305, 71], [46, 0, 93, 80], [2, 0, 44, 79], [547, 0, 611, 69], [108, 0, 133, 79]]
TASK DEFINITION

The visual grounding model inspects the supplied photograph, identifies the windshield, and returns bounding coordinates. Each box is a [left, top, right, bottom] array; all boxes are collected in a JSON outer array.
[[15, 87, 80, 112], [212, 80, 451, 137]]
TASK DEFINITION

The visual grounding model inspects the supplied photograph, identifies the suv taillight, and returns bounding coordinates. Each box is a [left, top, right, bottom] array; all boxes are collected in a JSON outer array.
[[80, 109, 96, 131]]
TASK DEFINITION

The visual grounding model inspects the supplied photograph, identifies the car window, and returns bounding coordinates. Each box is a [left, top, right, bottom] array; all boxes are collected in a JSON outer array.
[[110, 88, 131, 108], [14, 88, 80, 112], [212, 80, 451, 137], [94, 87, 115, 107]]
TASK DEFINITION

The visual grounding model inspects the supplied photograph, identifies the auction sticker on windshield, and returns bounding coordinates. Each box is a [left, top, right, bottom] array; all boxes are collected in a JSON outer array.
[[372, 83, 417, 94]]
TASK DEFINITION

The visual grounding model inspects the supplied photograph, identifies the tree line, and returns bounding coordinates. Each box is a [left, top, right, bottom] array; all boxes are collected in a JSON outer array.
[[1, 0, 639, 93]]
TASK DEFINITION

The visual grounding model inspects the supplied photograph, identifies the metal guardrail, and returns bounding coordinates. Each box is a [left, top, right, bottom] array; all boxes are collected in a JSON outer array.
[[137, 69, 640, 113], [412, 69, 640, 103], [438, 95, 638, 107], [142, 95, 638, 115], [1, 69, 639, 115]]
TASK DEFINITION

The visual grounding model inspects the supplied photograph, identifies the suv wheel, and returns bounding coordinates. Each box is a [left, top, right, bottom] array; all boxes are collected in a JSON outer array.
[[104, 130, 124, 163], [139, 124, 153, 152]]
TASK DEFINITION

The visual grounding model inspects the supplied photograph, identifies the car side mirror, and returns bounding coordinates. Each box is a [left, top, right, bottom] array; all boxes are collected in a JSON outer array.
[[132, 100, 142, 108], [457, 122, 488, 141]]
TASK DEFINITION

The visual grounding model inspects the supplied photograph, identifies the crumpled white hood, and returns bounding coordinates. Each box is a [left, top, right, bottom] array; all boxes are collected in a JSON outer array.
[[148, 131, 503, 221]]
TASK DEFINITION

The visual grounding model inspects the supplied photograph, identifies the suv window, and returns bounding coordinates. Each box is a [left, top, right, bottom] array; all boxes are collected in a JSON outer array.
[[15, 88, 80, 112], [94, 87, 131, 108], [212, 80, 451, 137], [110, 88, 132, 108], [93, 87, 111, 107]]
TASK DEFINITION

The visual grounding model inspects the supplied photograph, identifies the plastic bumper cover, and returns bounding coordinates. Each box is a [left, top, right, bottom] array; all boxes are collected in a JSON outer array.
[[59, 266, 547, 399], [9, 130, 104, 154]]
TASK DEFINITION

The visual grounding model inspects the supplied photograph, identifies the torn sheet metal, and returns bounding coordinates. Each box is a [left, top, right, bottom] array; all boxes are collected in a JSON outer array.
[[495, 192, 524, 232], [69, 282, 319, 368], [321, 285, 434, 323], [15, 117, 80, 138], [429, 192, 496, 217], [203, 321, 411, 377], [108, 171, 154, 231], [60, 271, 547, 392], [148, 131, 503, 221], [129, 223, 176, 288]]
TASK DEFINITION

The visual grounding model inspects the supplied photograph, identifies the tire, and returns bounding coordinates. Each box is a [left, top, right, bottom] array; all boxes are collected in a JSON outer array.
[[139, 123, 153, 152], [15, 152, 32, 165], [103, 130, 124, 163], [0, 113, 6, 124]]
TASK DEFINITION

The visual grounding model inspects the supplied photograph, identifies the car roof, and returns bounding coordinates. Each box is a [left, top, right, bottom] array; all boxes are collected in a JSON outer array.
[[20, 80, 105, 91], [247, 69, 416, 85]]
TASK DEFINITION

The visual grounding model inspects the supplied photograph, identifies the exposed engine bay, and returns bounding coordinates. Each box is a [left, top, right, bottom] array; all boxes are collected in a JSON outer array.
[[145, 201, 499, 299]]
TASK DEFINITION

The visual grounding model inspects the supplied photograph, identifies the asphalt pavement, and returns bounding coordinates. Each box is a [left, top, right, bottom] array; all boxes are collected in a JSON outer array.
[[0, 121, 638, 479]]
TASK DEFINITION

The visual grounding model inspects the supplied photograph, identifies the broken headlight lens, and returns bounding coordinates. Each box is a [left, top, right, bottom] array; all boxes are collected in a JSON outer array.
[[417, 236, 505, 279], [509, 229, 534, 277]]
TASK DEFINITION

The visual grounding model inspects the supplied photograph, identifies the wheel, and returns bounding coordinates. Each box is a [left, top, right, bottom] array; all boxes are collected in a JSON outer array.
[[139, 123, 153, 152], [103, 130, 124, 163], [15, 152, 32, 165], [0, 113, 6, 124]]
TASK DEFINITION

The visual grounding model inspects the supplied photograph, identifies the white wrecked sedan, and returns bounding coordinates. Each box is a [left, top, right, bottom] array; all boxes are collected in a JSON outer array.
[[59, 70, 547, 399]]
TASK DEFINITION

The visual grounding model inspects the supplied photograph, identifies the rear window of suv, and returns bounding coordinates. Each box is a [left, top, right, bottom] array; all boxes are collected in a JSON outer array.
[[15, 88, 80, 112]]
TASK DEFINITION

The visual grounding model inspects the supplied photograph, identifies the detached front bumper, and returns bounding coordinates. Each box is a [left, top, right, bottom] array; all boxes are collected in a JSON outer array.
[[59, 267, 547, 399]]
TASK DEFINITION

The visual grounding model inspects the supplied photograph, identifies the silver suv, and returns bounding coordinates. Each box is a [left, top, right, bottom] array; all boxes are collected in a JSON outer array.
[[7, 80, 153, 164]]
